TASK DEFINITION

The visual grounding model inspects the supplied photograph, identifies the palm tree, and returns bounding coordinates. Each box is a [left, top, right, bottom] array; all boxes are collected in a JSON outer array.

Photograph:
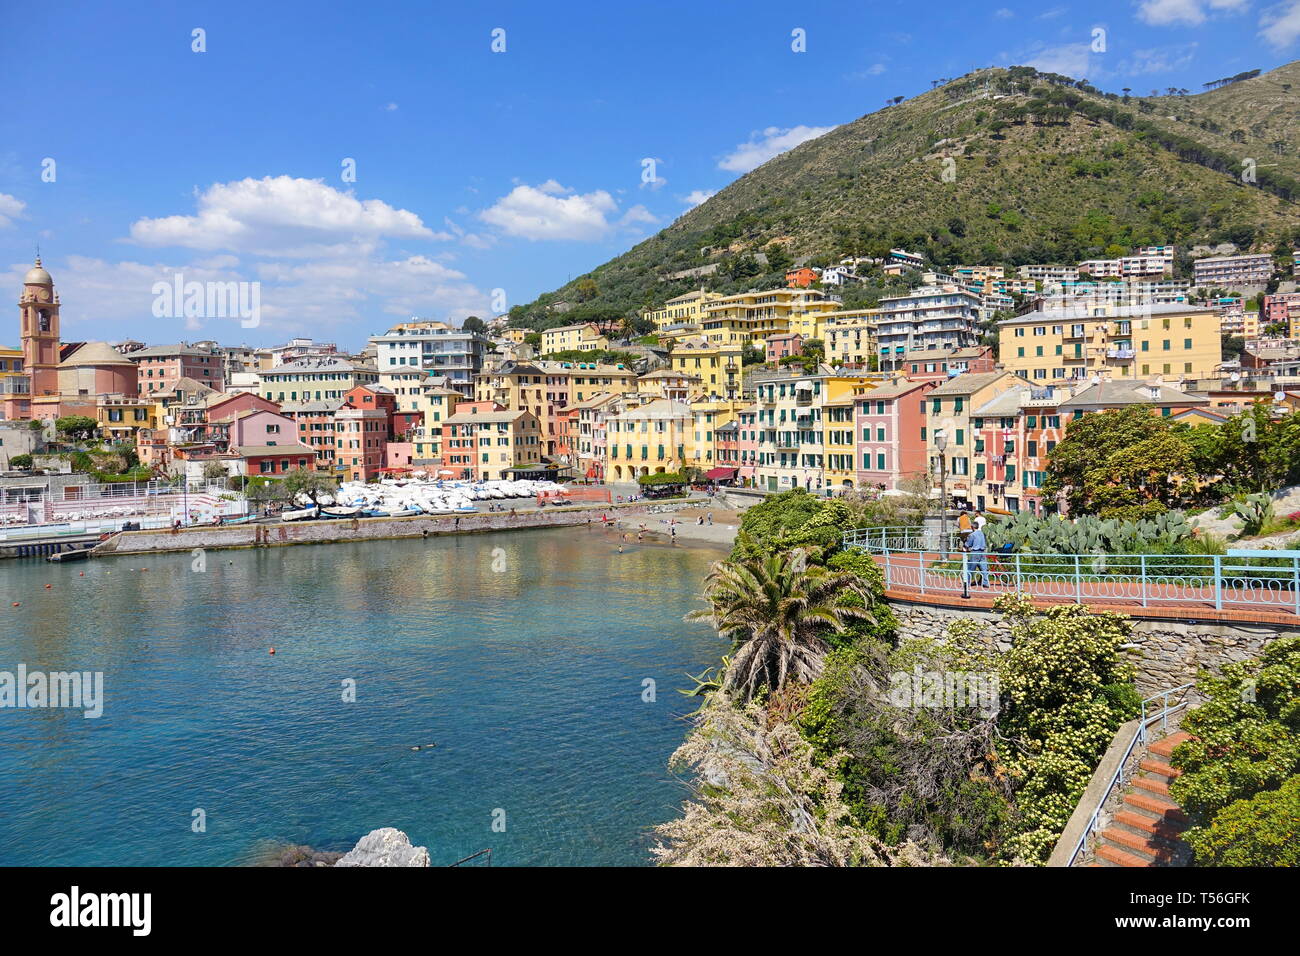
[[687, 544, 874, 701]]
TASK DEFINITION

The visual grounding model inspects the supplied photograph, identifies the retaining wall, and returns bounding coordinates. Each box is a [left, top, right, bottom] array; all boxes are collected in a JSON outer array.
[[888, 599, 1294, 693]]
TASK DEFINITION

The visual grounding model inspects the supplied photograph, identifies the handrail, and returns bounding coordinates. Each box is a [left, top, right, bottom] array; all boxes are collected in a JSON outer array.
[[1066, 683, 1194, 867], [842, 526, 1300, 616]]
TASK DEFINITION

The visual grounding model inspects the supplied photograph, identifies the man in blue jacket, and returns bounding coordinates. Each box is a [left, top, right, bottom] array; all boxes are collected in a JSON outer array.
[[963, 524, 989, 596]]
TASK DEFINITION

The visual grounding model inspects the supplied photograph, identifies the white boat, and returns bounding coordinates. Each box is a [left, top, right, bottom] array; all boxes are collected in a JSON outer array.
[[320, 506, 362, 519], [281, 507, 319, 522]]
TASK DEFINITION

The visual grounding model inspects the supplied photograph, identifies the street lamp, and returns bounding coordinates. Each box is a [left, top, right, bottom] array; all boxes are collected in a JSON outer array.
[[934, 429, 948, 557]]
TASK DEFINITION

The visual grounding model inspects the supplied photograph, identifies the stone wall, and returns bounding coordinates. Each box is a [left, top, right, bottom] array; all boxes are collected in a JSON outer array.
[[94, 501, 693, 557], [888, 598, 1295, 693]]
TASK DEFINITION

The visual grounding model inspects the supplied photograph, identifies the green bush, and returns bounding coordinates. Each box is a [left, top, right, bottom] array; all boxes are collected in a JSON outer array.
[[1171, 636, 1300, 865], [1183, 775, 1300, 866]]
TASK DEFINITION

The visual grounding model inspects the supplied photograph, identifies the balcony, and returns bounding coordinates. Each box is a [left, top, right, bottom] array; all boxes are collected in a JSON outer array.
[[1062, 327, 1088, 340], [1106, 348, 1136, 360]]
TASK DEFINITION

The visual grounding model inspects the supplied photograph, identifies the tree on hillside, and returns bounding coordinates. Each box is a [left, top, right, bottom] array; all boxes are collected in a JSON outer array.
[[55, 416, 98, 442], [461, 315, 487, 334]]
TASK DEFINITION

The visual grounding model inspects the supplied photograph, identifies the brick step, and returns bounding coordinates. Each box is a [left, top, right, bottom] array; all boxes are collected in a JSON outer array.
[[1113, 809, 1188, 841], [1098, 826, 1187, 864], [1132, 774, 1172, 797], [1096, 843, 1154, 867], [1124, 790, 1189, 825], [1139, 757, 1181, 781], [1149, 731, 1193, 759]]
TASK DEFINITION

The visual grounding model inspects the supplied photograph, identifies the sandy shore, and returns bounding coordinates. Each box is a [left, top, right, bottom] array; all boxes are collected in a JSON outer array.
[[607, 502, 742, 549]]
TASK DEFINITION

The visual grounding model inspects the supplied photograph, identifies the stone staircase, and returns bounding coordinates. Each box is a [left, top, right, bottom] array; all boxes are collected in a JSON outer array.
[[1094, 731, 1193, 867]]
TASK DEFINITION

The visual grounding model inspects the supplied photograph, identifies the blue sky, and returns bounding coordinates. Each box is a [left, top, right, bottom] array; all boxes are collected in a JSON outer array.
[[1, 0, 1297, 349]]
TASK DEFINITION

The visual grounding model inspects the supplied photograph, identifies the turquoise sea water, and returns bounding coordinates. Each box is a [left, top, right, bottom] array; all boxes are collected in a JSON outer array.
[[0, 528, 724, 866]]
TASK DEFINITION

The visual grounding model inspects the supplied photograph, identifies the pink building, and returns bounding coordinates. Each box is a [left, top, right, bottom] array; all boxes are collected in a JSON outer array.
[[1263, 293, 1300, 332], [735, 404, 760, 486], [130, 344, 225, 396], [766, 333, 803, 364], [854, 379, 936, 490], [225, 408, 299, 449]]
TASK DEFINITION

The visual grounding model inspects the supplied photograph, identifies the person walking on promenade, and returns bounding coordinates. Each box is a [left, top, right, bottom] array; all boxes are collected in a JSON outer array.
[[957, 508, 973, 550], [963, 523, 989, 597]]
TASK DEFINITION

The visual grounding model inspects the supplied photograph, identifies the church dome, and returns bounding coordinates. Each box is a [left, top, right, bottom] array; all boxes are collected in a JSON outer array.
[[24, 258, 52, 286], [60, 341, 133, 367]]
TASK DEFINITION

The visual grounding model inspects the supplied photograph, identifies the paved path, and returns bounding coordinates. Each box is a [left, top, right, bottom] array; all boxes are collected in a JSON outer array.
[[872, 550, 1300, 625]]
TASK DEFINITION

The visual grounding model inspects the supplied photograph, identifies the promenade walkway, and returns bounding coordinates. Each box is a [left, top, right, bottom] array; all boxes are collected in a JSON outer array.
[[844, 527, 1300, 626]]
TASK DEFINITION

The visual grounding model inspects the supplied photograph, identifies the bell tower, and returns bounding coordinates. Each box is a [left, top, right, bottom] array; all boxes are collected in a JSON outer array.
[[19, 257, 61, 419]]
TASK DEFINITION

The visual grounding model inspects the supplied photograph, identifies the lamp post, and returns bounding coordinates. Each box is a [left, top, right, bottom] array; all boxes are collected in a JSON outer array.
[[934, 429, 948, 558]]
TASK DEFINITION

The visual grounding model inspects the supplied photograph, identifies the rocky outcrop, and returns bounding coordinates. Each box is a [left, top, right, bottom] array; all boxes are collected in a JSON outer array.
[[265, 844, 344, 867], [334, 828, 430, 867]]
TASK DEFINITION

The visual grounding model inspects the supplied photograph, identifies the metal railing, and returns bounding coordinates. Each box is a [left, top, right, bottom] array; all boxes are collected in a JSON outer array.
[[842, 526, 1300, 616], [1066, 683, 1194, 867]]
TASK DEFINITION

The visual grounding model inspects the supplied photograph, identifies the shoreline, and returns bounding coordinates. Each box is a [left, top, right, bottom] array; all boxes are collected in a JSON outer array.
[[88, 499, 729, 558]]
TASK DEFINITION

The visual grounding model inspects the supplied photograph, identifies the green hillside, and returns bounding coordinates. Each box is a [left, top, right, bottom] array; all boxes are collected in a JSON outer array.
[[509, 62, 1300, 332]]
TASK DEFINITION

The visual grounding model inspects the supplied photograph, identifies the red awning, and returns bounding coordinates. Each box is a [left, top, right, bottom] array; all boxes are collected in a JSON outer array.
[[703, 467, 738, 480]]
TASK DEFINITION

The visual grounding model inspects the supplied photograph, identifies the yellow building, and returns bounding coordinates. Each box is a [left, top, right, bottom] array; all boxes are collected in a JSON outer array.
[[998, 303, 1220, 383], [667, 336, 745, 399], [823, 309, 881, 366], [379, 367, 439, 413], [644, 289, 725, 334], [605, 397, 694, 481], [541, 323, 610, 354], [443, 404, 543, 480], [690, 396, 745, 471], [0, 344, 24, 394], [411, 386, 462, 464], [751, 366, 864, 493], [700, 287, 842, 349], [637, 369, 701, 402], [96, 395, 157, 442], [501, 328, 529, 344]]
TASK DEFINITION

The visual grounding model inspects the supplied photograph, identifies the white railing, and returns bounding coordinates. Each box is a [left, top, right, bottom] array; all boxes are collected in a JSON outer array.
[[1066, 683, 1194, 867], [842, 526, 1300, 616]]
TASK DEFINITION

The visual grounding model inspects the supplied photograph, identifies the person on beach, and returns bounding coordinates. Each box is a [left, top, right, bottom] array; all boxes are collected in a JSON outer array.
[[707, 512, 713, 525]]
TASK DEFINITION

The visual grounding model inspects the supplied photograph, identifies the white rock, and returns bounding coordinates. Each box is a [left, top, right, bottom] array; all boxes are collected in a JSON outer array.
[[334, 827, 430, 867]]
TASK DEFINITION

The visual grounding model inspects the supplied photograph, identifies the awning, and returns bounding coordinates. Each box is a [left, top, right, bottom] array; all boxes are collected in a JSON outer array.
[[703, 467, 738, 480]]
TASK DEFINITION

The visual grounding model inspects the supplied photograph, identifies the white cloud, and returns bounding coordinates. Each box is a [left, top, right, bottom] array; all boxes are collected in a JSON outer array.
[[384, 102, 399, 111], [0, 193, 26, 229], [619, 205, 658, 228], [1025, 42, 1094, 77], [1260, 0, 1300, 48], [995, 7, 1015, 17], [683, 189, 716, 209], [27, 251, 489, 339], [129, 176, 441, 255], [442, 216, 494, 250], [1118, 42, 1199, 73], [1137, 0, 1249, 26], [479, 182, 622, 240], [717, 125, 836, 174]]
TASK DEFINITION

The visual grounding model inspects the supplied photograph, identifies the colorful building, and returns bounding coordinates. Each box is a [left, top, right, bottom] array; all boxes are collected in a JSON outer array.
[[854, 379, 937, 491], [998, 302, 1220, 383]]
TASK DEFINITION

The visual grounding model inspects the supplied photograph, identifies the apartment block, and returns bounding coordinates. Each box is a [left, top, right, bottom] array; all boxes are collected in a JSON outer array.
[[998, 302, 1219, 383], [1193, 253, 1274, 289], [875, 285, 981, 371], [370, 320, 491, 398]]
